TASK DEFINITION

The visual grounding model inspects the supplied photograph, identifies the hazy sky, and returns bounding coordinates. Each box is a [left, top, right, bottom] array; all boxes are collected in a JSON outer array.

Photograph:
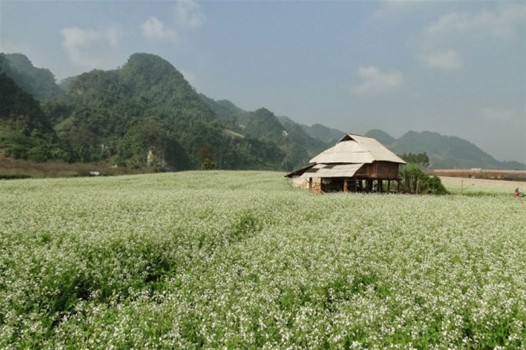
[[1, 0, 525, 163]]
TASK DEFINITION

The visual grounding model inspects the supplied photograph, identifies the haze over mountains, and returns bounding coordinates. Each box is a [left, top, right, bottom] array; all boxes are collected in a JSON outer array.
[[1, 52, 524, 171]]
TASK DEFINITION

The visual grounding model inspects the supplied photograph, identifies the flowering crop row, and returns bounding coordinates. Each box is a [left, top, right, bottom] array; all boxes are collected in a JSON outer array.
[[0, 171, 524, 349]]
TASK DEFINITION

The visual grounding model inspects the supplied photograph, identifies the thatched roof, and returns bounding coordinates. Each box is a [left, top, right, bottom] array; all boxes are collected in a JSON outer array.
[[300, 163, 364, 179], [285, 133, 405, 179], [309, 134, 405, 164]]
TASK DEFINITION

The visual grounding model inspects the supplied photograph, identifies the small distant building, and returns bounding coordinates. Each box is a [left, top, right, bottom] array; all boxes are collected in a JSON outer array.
[[286, 133, 406, 193]]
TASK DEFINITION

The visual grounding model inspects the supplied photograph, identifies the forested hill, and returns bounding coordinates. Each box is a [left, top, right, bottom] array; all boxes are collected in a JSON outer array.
[[1, 53, 324, 171], [0, 53, 62, 101], [299, 122, 345, 144], [200, 96, 329, 168], [0, 72, 67, 161], [44, 53, 297, 170]]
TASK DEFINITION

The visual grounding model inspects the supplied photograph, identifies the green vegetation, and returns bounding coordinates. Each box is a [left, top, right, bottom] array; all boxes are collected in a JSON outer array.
[[399, 163, 448, 195], [398, 152, 429, 168], [0, 73, 69, 161], [0, 53, 62, 101], [1, 171, 524, 349], [202, 98, 328, 171], [397, 152, 447, 195], [2, 52, 324, 172], [46, 53, 256, 170]]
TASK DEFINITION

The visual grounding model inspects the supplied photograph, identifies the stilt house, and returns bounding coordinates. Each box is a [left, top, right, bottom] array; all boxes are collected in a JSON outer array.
[[286, 133, 406, 193]]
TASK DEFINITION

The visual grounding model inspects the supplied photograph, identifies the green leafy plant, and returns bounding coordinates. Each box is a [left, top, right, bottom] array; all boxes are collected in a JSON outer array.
[[400, 163, 448, 195]]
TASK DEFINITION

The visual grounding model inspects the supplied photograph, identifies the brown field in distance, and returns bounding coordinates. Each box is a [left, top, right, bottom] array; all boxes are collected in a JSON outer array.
[[439, 176, 524, 195], [430, 169, 526, 182]]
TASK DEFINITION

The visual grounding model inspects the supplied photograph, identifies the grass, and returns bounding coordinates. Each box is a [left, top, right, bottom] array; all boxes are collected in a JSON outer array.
[[1, 171, 524, 349]]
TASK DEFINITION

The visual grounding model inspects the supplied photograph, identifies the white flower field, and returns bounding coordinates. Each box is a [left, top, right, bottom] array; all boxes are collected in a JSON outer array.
[[0, 171, 524, 349]]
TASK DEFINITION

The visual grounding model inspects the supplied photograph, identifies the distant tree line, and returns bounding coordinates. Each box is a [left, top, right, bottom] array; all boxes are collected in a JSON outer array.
[[398, 152, 429, 167]]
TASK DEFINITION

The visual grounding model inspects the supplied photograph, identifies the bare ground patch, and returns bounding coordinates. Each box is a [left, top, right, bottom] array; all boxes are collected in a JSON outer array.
[[440, 176, 524, 195]]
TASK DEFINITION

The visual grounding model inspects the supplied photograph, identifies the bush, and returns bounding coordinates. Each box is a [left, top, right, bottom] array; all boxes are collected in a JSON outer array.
[[400, 163, 448, 195], [427, 175, 448, 195]]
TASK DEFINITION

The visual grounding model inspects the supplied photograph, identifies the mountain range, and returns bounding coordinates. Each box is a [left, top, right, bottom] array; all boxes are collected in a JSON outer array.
[[364, 129, 525, 170], [1, 52, 524, 171]]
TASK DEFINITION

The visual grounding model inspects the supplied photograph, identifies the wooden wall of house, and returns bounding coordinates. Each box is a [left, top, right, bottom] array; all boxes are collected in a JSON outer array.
[[362, 161, 400, 179]]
